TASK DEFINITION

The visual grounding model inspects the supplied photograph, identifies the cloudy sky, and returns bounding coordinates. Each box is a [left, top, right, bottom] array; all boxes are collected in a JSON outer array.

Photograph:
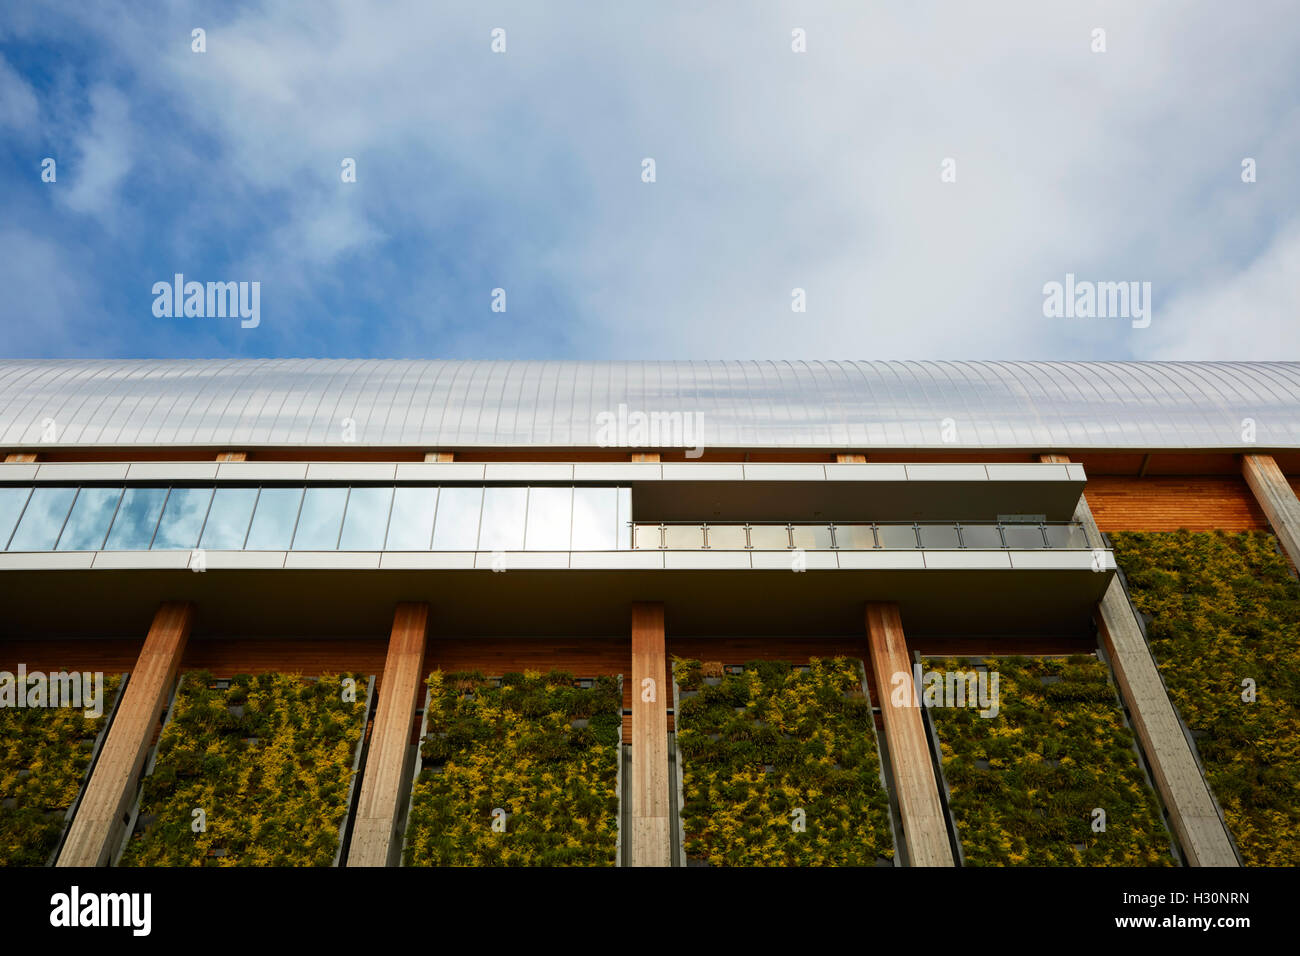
[[0, 1, 1296, 361]]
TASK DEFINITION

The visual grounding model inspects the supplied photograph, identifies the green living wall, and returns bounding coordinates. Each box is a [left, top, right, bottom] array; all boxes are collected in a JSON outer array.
[[1111, 530, 1300, 866], [403, 670, 621, 866], [0, 674, 122, 866], [119, 671, 368, 866], [927, 655, 1175, 866], [674, 657, 894, 866]]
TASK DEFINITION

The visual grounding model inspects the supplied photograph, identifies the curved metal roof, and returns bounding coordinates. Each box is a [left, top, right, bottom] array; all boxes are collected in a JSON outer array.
[[0, 360, 1296, 450]]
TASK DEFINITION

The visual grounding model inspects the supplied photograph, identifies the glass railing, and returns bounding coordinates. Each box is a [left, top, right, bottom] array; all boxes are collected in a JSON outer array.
[[631, 520, 1096, 551]]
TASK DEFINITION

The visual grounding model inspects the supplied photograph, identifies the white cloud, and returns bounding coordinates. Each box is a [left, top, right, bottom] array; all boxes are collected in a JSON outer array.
[[0, 54, 38, 129], [1149, 220, 1300, 360], [58, 85, 133, 222], [6, 0, 1300, 359]]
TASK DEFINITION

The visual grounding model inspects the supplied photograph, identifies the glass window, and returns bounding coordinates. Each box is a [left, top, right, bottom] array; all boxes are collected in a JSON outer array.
[[617, 487, 633, 549], [387, 487, 438, 550], [748, 525, 791, 550], [8, 486, 77, 551], [56, 487, 123, 551], [104, 487, 168, 550], [339, 487, 393, 550], [244, 487, 303, 550], [705, 524, 747, 550], [152, 488, 213, 550], [1044, 523, 1090, 549], [1002, 524, 1047, 549], [664, 524, 705, 549], [292, 487, 348, 550], [632, 524, 661, 550], [0, 487, 31, 549], [791, 524, 834, 550], [833, 524, 876, 549], [431, 486, 482, 550], [200, 488, 258, 550], [478, 487, 526, 551], [525, 487, 571, 550], [571, 487, 617, 550], [918, 524, 961, 549], [877, 524, 920, 549], [959, 524, 1004, 549]]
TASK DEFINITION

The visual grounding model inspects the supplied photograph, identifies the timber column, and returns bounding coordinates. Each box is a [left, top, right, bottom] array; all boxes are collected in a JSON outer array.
[[865, 602, 955, 866], [348, 602, 429, 867], [58, 601, 194, 867], [630, 602, 671, 866]]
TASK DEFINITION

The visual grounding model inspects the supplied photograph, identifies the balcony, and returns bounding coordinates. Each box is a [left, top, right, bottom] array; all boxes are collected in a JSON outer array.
[[632, 520, 1096, 552]]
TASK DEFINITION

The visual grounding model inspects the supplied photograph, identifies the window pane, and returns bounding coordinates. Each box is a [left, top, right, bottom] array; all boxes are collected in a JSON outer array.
[[918, 524, 961, 549], [152, 488, 213, 550], [432, 487, 482, 550], [834, 524, 876, 549], [791, 524, 833, 550], [478, 487, 526, 551], [200, 488, 258, 549], [524, 487, 571, 550], [1002, 524, 1047, 549], [571, 487, 617, 550], [104, 488, 168, 550], [0, 487, 32, 549], [245, 488, 303, 550], [292, 487, 348, 550], [706, 525, 747, 549], [57, 487, 123, 551], [617, 488, 633, 549], [632, 524, 660, 549], [664, 524, 704, 549], [387, 487, 438, 550], [960, 524, 1004, 549], [339, 487, 393, 550], [748, 525, 791, 550], [877, 525, 919, 549], [8, 487, 77, 551], [1044, 523, 1089, 549]]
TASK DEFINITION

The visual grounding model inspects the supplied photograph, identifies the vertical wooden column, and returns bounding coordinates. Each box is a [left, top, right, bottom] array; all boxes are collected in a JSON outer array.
[[1242, 454, 1300, 569], [1043, 453, 1238, 865], [865, 602, 955, 866], [57, 602, 194, 867], [348, 602, 429, 867], [215, 451, 247, 462], [630, 452, 661, 462], [630, 602, 670, 867], [424, 451, 454, 462], [835, 453, 867, 463]]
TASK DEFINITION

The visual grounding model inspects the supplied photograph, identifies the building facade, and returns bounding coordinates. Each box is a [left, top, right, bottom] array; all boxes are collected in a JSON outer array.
[[1, 360, 1298, 867]]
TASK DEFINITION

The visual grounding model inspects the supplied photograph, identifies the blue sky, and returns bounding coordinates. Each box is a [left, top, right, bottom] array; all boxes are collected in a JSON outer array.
[[1, 1, 1297, 361]]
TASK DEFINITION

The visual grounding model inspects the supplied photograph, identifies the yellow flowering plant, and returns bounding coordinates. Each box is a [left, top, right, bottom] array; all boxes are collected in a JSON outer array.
[[674, 657, 894, 866], [928, 654, 1175, 866], [1111, 530, 1300, 866], [402, 670, 621, 866], [0, 674, 123, 866], [118, 671, 369, 867]]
